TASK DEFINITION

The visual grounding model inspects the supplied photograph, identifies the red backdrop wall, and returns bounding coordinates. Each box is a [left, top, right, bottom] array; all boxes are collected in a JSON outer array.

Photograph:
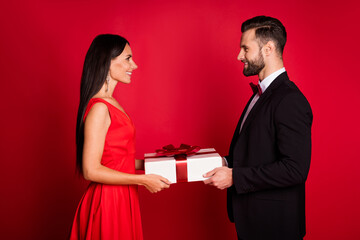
[[1, 0, 359, 239]]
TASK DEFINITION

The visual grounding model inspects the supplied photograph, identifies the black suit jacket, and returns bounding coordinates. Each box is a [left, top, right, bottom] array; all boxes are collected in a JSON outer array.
[[227, 72, 313, 240]]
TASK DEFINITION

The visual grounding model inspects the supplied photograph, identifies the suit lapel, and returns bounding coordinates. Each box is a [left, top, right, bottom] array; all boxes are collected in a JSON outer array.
[[234, 93, 256, 135], [229, 93, 257, 154], [239, 72, 288, 136]]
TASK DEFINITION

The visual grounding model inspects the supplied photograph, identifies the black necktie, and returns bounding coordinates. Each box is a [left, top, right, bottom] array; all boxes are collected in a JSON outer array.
[[249, 82, 262, 96]]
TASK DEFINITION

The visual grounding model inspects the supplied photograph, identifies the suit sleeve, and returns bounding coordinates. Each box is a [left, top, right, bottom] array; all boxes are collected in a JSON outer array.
[[233, 92, 313, 194]]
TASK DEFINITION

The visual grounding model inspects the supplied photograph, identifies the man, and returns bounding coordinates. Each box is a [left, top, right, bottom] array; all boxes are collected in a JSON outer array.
[[204, 16, 313, 240]]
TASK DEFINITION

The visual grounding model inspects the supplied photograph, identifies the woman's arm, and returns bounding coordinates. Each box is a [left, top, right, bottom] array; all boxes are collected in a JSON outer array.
[[82, 102, 170, 193]]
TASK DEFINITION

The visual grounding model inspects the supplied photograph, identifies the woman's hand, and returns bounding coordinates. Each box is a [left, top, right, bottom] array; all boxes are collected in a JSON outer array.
[[142, 174, 171, 193]]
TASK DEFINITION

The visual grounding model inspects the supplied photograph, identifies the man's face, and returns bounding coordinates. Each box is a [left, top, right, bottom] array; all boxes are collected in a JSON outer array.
[[237, 29, 265, 77]]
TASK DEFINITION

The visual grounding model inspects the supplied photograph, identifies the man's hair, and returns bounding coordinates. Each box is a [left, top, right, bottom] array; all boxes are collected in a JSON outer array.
[[241, 16, 287, 56]]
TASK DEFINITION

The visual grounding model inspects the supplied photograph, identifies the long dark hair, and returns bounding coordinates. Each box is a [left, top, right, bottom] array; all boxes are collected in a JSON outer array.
[[76, 34, 129, 174]]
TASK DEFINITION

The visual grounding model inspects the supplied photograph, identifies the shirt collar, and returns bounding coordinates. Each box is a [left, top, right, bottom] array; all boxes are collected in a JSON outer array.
[[258, 67, 286, 93]]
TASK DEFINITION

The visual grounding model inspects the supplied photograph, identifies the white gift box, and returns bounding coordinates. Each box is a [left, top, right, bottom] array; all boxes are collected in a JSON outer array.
[[144, 148, 222, 183]]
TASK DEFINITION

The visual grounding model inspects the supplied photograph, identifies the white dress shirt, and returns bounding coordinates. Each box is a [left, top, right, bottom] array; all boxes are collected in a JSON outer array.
[[239, 67, 286, 133]]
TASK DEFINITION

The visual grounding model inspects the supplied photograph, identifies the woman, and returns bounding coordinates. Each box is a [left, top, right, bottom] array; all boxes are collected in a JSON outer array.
[[70, 34, 170, 240]]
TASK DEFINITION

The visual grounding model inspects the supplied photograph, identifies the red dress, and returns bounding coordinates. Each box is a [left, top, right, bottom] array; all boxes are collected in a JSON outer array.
[[70, 98, 143, 240]]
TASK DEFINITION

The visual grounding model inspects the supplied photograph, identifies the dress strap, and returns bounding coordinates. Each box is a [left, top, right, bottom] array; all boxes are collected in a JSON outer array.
[[83, 98, 112, 122]]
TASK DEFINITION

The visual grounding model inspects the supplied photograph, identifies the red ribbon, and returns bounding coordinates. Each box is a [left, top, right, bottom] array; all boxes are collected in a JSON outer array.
[[155, 144, 200, 183], [155, 144, 201, 157]]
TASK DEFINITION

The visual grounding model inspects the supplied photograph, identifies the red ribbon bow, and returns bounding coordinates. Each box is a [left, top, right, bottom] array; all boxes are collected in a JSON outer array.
[[155, 144, 201, 158], [155, 144, 201, 183]]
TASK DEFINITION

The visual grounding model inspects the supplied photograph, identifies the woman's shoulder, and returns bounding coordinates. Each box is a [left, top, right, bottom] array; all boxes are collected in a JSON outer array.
[[84, 98, 111, 122]]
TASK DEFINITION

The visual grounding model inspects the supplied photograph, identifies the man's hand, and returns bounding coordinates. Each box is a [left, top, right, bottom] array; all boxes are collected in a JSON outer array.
[[203, 167, 233, 190]]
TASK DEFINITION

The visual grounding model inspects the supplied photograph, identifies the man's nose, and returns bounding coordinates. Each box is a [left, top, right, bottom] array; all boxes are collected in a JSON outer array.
[[237, 50, 244, 61]]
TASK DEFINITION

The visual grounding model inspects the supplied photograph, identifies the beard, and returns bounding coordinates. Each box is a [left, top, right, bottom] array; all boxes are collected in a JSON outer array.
[[243, 51, 265, 77]]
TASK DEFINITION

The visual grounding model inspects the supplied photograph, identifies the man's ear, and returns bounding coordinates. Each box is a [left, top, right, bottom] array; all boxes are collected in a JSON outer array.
[[263, 41, 276, 56]]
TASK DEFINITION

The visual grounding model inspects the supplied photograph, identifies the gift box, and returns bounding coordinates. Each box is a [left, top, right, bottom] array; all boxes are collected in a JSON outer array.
[[144, 145, 222, 183]]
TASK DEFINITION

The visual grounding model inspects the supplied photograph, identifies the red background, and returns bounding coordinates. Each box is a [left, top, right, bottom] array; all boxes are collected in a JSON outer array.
[[1, 0, 359, 239]]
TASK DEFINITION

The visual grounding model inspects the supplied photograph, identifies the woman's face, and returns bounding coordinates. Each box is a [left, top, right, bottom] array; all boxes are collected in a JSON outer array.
[[109, 44, 138, 84]]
